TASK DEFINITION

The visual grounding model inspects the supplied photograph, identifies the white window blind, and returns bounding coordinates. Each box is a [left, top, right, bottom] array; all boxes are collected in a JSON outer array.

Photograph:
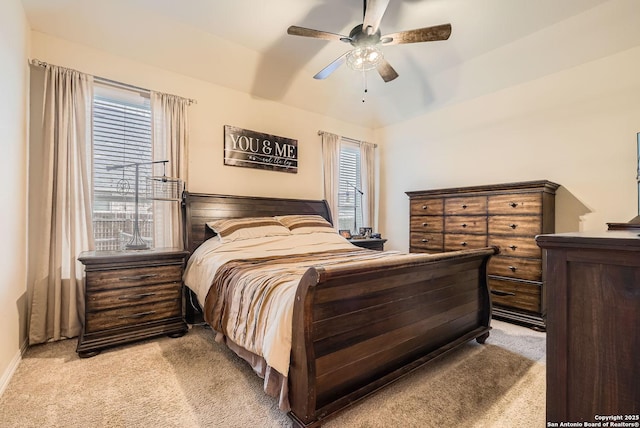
[[337, 141, 362, 233], [92, 83, 153, 250]]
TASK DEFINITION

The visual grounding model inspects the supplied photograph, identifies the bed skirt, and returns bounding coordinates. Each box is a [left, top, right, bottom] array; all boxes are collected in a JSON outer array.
[[215, 331, 290, 411]]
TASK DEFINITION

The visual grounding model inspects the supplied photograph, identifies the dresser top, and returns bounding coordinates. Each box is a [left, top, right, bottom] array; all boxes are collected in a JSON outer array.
[[536, 230, 640, 250], [406, 180, 560, 198]]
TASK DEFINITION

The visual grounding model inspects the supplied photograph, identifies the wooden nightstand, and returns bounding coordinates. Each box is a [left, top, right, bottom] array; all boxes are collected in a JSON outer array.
[[348, 238, 387, 251], [77, 247, 189, 357]]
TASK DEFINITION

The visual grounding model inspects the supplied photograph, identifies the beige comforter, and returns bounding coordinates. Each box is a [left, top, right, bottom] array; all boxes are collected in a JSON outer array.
[[183, 233, 397, 376]]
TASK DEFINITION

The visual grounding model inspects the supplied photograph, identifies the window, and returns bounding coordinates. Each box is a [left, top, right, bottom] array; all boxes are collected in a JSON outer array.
[[337, 141, 363, 233], [92, 83, 153, 251]]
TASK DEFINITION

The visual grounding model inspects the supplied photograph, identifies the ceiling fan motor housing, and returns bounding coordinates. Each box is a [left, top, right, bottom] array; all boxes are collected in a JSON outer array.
[[349, 24, 381, 47]]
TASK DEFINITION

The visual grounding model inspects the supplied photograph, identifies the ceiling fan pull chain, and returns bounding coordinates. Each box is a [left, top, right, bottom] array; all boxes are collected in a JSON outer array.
[[362, 68, 368, 103]]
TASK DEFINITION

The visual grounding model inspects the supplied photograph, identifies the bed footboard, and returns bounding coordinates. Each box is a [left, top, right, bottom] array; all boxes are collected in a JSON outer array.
[[288, 247, 498, 427]]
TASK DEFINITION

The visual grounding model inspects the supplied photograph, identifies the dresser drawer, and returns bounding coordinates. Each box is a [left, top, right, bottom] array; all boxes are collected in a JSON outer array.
[[410, 232, 444, 252], [410, 198, 444, 216], [444, 196, 487, 215], [84, 299, 182, 333], [410, 216, 444, 233], [488, 256, 542, 282], [86, 265, 183, 291], [488, 193, 542, 215], [489, 278, 541, 313], [488, 236, 541, 259], [87, 282, 182, 312], [444, 215, 487, 234], [444, 233, 487, 251], [488, 215, 542, 237]]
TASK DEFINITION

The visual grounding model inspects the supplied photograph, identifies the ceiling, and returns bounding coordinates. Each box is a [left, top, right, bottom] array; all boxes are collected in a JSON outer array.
[[20, 0, 640, 128]]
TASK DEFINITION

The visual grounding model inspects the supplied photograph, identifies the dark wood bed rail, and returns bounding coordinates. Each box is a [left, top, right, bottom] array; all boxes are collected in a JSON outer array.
[[289, 247, 497, 427]]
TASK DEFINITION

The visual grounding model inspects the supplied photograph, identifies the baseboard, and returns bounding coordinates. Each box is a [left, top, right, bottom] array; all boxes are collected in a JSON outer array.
[[0, 339, 28, 398]]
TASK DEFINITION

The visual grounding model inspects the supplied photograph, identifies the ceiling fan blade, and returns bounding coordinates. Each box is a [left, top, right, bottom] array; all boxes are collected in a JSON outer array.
[[313, 52, 349, 80], [376, 59, 399, 82], [362, 0, 390, 35], [381, 23, 452, 45], [287, 26, 350, 43]]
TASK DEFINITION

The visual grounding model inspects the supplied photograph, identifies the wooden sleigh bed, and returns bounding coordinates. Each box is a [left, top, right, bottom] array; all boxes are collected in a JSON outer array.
[[181, 191, 498, 427]]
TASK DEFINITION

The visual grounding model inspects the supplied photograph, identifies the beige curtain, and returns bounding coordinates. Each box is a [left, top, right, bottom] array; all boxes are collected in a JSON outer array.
[[29, 65, 95, 344], [360, 142, 376, 229], [150, 92, 190, 249], [320, 132, 341, 227]]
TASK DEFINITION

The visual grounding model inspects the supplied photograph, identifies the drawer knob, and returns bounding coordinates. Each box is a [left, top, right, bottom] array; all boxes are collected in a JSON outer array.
[[509, 202, 518, 208], [491, 290, 516, 297], [119, 273, 158, 281], [462, 204, 468, 209], [422, 205, 428, 210], [509, 245, 518, 250], [461, 242, 467, 247], [508, 266, 517, 272], [509, 224, 517, 229], [118, 292, 156, 301], [118, 310, 156, 320], [421, 238, 429, 243], [422, 222, 428, 227], [462, 223, 467, 228]]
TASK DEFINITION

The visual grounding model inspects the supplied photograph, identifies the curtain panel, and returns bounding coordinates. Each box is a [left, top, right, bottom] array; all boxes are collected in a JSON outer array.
[[320, 132, 341, 228], [151, 92, 190, 249], [29, 65, 95, 344], [360, 142, 376, 230]]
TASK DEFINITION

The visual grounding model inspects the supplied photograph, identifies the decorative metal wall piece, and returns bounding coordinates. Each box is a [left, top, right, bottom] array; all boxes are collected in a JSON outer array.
[[224, 125, 298, 173]]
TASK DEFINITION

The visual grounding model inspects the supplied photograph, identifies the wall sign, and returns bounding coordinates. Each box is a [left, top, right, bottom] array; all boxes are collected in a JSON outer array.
[[224, 125, 298, 173]]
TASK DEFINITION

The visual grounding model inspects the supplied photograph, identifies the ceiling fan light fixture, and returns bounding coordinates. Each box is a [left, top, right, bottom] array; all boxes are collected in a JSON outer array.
[[346, 46, 383, 72]]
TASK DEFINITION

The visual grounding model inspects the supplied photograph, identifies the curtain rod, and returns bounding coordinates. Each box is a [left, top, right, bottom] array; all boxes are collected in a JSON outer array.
[[317, 130, 377, 148], [29, 58, 197, 105]]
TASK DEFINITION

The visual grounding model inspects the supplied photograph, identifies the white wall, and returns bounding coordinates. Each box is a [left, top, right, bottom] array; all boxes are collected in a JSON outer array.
[[30, 32, 374, 201], [0, 0, 30, 394], [378, 46, 640, 251]]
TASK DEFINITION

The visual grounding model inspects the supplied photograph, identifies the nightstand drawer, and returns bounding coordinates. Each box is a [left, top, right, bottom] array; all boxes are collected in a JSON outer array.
[[86, 265, 182, 291], [444, 196, 487, 215], [84, 299, 182, 333], [489, 278, 541, 314], [488, 193, 542, 215], [444, 233, 487, 251], [87, 282, 182, 312]]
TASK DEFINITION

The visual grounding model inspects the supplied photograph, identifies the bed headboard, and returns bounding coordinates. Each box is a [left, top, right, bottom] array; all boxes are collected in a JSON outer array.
[[181, 191, 333, 254]]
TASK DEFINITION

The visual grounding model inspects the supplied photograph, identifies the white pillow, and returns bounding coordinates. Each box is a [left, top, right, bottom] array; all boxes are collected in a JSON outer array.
[[275, 215, 336, 235], [206, 217, 291, 242]]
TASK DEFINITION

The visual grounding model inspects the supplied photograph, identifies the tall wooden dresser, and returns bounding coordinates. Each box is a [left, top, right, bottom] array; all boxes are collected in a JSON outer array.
[[536, 231, 640, 423], [406, 180, 559, 329]]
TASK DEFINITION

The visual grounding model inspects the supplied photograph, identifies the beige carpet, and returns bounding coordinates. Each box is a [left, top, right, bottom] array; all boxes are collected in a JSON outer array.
[[0, 320, 545, 427]]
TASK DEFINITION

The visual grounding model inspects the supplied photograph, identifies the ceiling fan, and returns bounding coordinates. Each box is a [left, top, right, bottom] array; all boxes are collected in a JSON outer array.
[[287, 0, 451, 83]]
